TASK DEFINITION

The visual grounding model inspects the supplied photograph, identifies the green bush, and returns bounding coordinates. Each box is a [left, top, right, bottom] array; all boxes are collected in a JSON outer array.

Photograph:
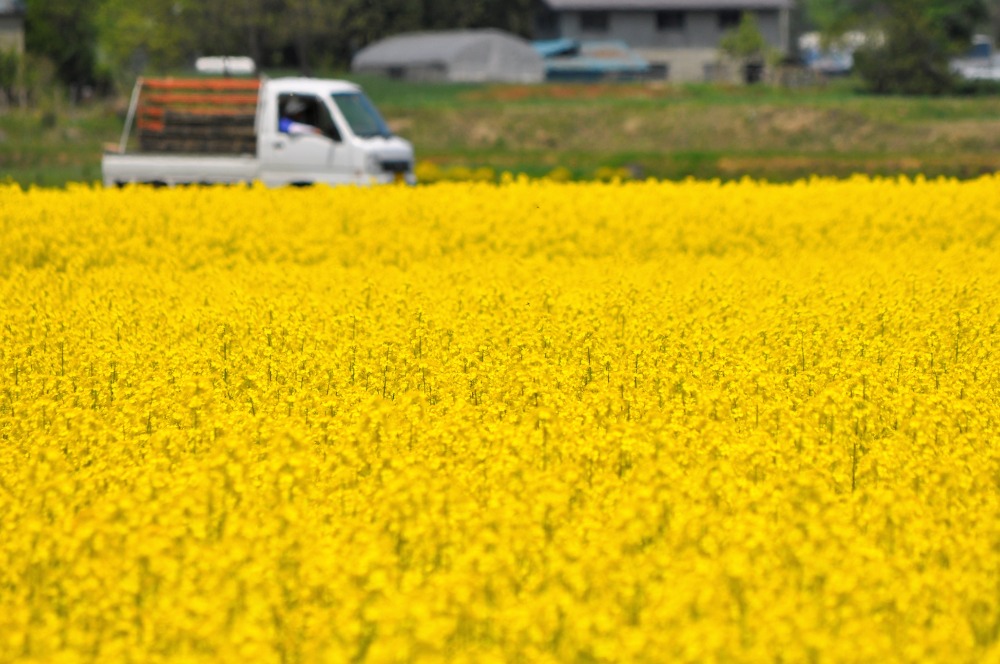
[[853, 7, 957, 95], [0, 50, 22, 105]]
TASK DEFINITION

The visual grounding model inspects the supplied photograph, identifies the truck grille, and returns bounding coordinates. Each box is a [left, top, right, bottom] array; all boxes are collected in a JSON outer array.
[[380, 160, 411, 174]]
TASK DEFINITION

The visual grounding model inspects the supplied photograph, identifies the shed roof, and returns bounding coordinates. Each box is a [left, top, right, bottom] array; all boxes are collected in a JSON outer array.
[[542, 0, 791, 9]]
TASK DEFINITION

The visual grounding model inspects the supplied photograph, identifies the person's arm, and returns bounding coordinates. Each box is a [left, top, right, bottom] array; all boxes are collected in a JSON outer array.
[[279, 117, 321, 135]]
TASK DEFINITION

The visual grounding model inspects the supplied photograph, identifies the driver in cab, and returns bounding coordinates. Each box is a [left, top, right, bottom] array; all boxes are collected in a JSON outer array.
[[279, 98, 322, 136]]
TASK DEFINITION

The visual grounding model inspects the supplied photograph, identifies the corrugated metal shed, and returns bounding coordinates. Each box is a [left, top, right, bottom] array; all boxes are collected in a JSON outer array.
[[352, 29, 545, 83], [542, 0, 792, 8]]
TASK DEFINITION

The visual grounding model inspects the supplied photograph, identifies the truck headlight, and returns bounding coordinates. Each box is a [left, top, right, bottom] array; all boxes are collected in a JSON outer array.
[[365, 154, 382, 174]]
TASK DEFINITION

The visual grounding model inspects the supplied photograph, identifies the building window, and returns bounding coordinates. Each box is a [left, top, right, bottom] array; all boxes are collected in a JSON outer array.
[[657, 11, 686, 31], [580, 11, 609, 32], [718, 10, 742, 30]]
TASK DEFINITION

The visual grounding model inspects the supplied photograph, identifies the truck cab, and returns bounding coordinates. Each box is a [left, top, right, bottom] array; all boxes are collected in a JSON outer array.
[[257, 78, 415, 186], [102, 75, 415, 187]]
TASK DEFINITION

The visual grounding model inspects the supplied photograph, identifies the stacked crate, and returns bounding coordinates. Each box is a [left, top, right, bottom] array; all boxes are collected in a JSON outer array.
[[137, 78, 260, 155]]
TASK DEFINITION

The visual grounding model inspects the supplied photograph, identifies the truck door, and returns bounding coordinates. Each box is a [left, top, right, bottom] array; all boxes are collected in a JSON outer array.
[[259, 93, 354, 185]]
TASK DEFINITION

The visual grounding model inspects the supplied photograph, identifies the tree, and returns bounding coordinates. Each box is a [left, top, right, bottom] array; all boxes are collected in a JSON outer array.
[[852, 4, 955, 94], [276, 0, 350, 74], [24, 0, 105, 94], [804, 0, 988, 94], [479, 0, 537, 37], [719, 12, 774, 83], [0, 49, 23, 106], [85, 0, 541, 88], [94, 0, 201, 87]]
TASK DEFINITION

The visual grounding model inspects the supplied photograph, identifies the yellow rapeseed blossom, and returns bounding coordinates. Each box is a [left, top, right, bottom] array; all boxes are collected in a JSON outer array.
[[1, 176, 999, 663]]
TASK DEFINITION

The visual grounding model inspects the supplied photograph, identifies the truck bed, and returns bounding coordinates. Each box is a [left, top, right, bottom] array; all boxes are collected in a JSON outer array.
[[102, 152, 258, 187]]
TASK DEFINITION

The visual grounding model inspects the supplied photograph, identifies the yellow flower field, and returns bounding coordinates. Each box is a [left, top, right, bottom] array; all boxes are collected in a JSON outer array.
[[1, 177, 999, 663]]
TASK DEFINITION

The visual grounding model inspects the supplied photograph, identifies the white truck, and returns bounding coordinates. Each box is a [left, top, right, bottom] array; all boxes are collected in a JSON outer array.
[[102, 76, 415, 187]]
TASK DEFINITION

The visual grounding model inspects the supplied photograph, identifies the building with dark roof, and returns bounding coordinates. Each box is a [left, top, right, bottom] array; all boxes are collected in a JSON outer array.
[[536, 0, 793, 82], [0, 0, 25, 54]]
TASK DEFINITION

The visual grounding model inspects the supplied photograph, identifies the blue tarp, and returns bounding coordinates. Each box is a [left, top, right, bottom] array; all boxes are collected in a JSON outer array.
[[532, 38, 578, 58], [533, 39, 650, 81]]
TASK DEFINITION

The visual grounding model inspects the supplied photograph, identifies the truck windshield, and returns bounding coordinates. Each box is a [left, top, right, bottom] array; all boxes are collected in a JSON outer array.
[[331, 92, 392, 139]]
